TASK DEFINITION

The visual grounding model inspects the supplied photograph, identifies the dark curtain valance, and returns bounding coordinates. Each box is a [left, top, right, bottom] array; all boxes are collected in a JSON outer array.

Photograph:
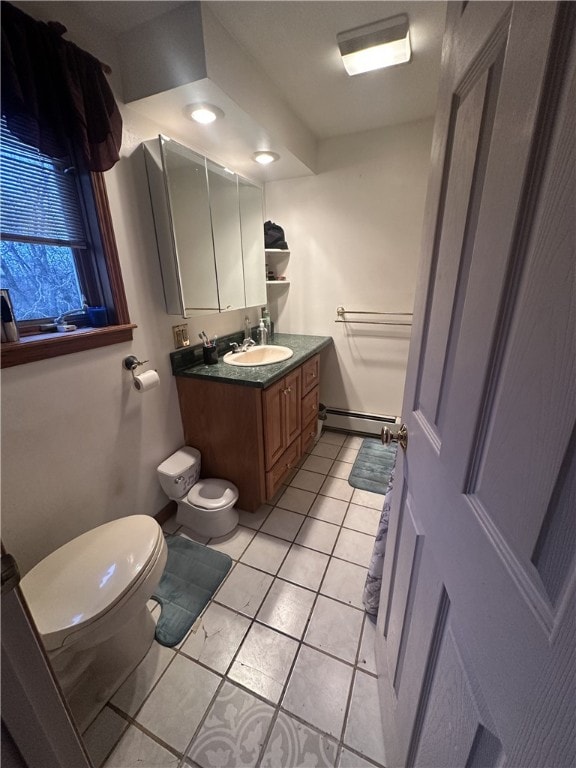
[[1, 2, 122, 171]]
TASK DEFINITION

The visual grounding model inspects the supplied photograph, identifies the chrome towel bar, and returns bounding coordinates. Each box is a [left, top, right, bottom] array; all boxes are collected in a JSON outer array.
[[335, 306, 413, 326]]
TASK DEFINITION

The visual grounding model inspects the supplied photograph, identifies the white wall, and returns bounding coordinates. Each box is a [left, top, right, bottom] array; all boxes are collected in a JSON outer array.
[[1, 4, 433, 574], [0, 5, 264, 575], [264, 119, 434, 419]]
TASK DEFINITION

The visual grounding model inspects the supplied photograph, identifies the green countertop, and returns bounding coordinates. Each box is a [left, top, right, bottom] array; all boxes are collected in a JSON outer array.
[[174, 333, 333, 388]]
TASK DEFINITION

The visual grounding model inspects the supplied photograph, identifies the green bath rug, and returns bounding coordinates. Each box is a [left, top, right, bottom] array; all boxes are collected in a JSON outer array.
[[151, 535, 232, 647], [348, 437, 398, 496]]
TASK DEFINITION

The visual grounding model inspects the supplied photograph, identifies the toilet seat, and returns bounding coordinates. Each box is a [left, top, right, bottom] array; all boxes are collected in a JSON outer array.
[[187, 478, 238, 510], [20, 516, 165, 651]]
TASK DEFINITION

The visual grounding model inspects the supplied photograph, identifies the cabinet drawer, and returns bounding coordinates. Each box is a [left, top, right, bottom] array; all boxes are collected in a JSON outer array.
[[266, 438, 301, 500], [301, 385, 319, 426], [301, 415, 318, 456], [301, 355, 320, 395]]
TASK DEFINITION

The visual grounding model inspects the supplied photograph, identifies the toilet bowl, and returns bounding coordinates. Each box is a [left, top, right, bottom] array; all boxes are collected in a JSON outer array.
[[157, 447, 239, 538], [20, 515, 167, 732]]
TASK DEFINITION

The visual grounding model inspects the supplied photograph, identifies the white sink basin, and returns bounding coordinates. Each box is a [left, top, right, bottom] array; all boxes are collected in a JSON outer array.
[[223, 345, 294, 367]]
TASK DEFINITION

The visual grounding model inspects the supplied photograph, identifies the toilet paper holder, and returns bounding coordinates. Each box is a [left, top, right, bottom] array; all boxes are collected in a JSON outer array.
[[123, 355, 149, 377], [123, 355, 160, 393]]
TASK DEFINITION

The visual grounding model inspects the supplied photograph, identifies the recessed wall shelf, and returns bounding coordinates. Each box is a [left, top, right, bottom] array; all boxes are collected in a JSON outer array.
[[265, 248, 290, 288]]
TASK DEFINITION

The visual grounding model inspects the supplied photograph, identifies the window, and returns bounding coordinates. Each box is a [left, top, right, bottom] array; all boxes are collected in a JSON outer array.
[[0, 116, 133, 367], [1, 115, 93, 322], [1, 2, 132, 367]]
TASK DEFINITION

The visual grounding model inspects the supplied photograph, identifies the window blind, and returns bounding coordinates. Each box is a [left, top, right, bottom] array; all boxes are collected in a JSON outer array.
[[0, 116, 87, 247]]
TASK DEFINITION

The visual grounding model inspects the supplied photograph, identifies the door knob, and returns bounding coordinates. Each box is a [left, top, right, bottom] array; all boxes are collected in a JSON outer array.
[[381, 424, 408, 451]]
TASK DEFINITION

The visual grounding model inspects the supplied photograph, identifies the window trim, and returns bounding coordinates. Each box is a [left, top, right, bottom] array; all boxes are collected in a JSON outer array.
[[1, 173, 135, 368]]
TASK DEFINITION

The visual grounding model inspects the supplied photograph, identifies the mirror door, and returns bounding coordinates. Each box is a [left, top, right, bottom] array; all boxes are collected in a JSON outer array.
[[238, 176, 267, 309], [161, 138, 219, 313], [205, 160, 245, 312]]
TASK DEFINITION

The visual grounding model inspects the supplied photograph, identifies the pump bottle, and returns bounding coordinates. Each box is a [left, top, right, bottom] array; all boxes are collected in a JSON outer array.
[[261, 307, 273, 340], [257, 318, 268, 346]]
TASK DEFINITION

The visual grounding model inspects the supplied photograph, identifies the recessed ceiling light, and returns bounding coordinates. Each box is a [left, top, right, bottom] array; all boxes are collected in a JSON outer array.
[[186, 104, 224, 124], [337, 14, 411, 76], [253, 151, 280, 165]]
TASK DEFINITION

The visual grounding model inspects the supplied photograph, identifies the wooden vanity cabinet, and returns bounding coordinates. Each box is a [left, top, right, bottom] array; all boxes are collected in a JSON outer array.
[[175, 353, 321, 511]]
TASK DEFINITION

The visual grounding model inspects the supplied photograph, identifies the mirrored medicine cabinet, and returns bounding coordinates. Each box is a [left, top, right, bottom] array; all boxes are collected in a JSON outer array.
[[143, 135, 267, 317]]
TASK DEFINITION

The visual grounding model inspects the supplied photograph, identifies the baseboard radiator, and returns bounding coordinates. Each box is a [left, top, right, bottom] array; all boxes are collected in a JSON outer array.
[[324, 407, 400, 436]]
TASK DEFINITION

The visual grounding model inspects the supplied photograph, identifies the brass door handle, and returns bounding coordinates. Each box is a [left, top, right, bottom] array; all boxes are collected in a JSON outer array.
[[381, 424, 408, 451]]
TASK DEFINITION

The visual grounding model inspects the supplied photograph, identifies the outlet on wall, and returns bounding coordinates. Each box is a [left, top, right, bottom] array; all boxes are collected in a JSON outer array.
[[172, 324, 190, 349]]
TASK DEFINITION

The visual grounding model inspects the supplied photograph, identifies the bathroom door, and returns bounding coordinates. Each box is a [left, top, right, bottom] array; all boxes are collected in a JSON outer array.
[[1, 546, 91, 768], [375, 3, 575, 767]]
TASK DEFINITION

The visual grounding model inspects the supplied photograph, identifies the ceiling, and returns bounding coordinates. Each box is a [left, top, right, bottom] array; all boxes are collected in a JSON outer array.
[[205, 1, 446, 139], [31, 1, 447, 180]]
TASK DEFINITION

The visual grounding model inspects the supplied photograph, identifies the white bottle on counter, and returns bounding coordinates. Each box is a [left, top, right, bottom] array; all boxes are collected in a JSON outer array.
[[261, 307, 273, 340], [257, 318, 268, 346]]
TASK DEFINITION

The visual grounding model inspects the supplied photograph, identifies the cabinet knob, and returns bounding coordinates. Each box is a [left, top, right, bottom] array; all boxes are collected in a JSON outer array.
[[283, 386, 292, 395]]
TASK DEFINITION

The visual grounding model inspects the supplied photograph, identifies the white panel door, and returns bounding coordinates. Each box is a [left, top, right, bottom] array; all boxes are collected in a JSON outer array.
[[376, 3, 575, 767]]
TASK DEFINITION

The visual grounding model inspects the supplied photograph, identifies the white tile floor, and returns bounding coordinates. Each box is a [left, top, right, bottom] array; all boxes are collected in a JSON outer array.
[[85, 430, 387, 768]]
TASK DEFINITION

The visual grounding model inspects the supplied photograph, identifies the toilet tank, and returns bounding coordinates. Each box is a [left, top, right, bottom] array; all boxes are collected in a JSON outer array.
[[157, 446, 201, 500]]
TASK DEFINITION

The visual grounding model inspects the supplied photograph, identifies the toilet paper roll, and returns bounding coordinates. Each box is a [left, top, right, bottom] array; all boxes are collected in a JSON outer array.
[[133, 370, 160, 392]]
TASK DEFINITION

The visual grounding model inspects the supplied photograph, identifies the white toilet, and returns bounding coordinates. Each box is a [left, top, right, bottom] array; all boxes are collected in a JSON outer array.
[[20, 515, 167, 732], [157, 446, 239, 538]]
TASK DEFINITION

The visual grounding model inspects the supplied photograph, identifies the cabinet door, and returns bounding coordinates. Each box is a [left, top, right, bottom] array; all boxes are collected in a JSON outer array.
[[144, 137, 219, 315], [239, 177, 266, 308], [206, 160, 245, 312], [262, 378, 286, 469], [284, 369, 301, 446], [301, 355, 320, 395]]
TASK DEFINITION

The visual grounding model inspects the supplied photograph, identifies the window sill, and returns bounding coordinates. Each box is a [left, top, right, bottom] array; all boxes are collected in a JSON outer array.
[[1, 324, 137, 368]]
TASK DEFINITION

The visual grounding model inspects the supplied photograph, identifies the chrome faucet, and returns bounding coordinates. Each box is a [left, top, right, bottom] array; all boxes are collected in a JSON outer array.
[[54, 308, 85, 324], [230, 338, 256, 353]]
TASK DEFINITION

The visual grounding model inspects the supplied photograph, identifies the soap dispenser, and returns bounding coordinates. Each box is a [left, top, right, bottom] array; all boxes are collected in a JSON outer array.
[[261, 307, 273, 341], [257, 318, 268, 346]]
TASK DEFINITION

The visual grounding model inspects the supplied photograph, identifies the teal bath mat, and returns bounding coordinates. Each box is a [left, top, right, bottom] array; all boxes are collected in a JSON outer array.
[[151, 535, 232, 647], [348, 438, 398, 496]]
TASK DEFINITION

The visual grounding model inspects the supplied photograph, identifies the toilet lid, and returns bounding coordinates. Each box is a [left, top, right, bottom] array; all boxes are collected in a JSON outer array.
[[187, 478, 238, 510], [20, 516, 162, 650]]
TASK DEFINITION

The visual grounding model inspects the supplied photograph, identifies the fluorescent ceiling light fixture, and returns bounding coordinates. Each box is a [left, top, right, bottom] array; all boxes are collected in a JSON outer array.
[[186, 104, 224, 124], [337, 14, 411, 76], [253, 151, 280, 165]]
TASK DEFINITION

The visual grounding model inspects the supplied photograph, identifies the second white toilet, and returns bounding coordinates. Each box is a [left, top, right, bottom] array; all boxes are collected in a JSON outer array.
[[157, 447, 239, 538]]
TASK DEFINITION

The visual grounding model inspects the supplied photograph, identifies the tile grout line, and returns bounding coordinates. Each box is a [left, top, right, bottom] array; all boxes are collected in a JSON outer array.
[[103, 702, 185, 763], [103, 431, 382, 767], [226, 444, 375, 763], [176, 454, 350, 764]]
